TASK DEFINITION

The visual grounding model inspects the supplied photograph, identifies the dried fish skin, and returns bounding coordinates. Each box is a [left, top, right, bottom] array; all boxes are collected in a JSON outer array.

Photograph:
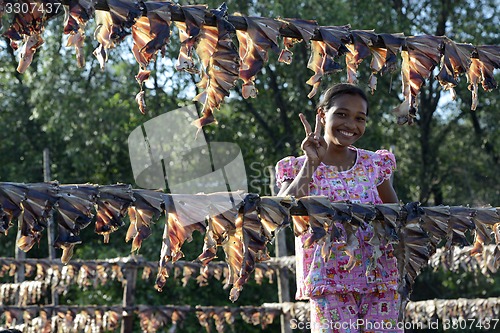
[[236, 16, 283, 98], [191, 4, 240, 128], [126, 189, 163, 253], [63, 0, 98, 68], [94, 184, 134, 243], [257, 196, 295, 240]]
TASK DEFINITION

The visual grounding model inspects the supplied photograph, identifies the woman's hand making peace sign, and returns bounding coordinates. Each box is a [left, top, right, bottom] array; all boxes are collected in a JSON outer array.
[[299, 113, 327, 166]]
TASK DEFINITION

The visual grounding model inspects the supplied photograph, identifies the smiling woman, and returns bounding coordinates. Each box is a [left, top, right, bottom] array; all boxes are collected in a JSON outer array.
[[275, 83, 400, 333]]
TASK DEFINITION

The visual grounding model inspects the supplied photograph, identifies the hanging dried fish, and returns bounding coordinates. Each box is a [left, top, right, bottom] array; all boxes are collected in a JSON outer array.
[[140, 1, 173, 62], [367, 33, 405, 93], [405, 297, 500, 326], [155, 194, 207, 291], [235, 15, 283, 98], [278, 36, 298, 64], [54, 184, 98, 263], [306, 25, 350, 98], [470, 207, 500, 256], [277, 18, 318, 67], [442, 206, 472, 248], [393, 36, 442, 124], [228, 194, 271, 301], [395, 202, 432, 321], [16, 183, 59, 252], [350, 203, 381, 270], [475, 45, 500, 92], [213, 308, 235, 333], [298, 196, 337, 254], [240, 307, 279, 329], [197, 192, 243, 266], [196, 308, 213, 333], [253, 263, 275, 285], [94, 184, 134, 243], [3, 1, 61, 73], [174, 5, 207, 74], [132, 16, 154, 69], [456, 43, 481, 111], [103, 309, 121, 331], [93, 0, 141, 69], [420, 205, 451, 251], [279, 18, 318, 44], [93, 10, 115, 70], [17, 33, 44, 74], [435, 38, 471, 100], [0, 182, 27, 235], [378, 33, 405, 74], [126, 189, 163, 253], [130, 1, 172, 114], [345, 30, 377, 85], [107, 0, 142, 37], [257, 196, 294, 240], [192, 4, 240, 128], [63, 0, 98, 68], [373, 203, 401, 245]]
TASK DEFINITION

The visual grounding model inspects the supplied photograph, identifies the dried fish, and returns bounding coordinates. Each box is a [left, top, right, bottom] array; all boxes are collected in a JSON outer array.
[[235, 16, 283, 98]]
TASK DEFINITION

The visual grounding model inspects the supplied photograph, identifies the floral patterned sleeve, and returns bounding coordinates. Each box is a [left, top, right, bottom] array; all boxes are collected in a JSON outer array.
[[374, 149, 397, 185], [275, 156, 299, 189]]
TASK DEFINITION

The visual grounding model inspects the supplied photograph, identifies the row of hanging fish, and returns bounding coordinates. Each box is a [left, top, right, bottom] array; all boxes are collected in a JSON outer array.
[[1, 305, 122, 333], [6, 298, 498, 333], [428, 244, 499, 276], [405, 298, 500, 330], [194, 305, 279, 333], [0, 281, 46, 306], [0, 258, 129, 293], [2, 1, 499, 125], [1, 182, 500, 307], [0, 304, 280, 333], [264, 298, 500, 331], [0, 257, 277, 294], [155, 193, 293, 303], [3, 242, 495, 308]]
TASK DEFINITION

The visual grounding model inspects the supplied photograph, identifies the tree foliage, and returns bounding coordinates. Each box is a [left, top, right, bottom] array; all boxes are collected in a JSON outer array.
[[0, 0, 498, 332]]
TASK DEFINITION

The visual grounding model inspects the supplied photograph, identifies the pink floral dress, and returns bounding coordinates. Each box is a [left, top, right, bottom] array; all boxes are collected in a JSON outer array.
[[275, 146, 399, 300]]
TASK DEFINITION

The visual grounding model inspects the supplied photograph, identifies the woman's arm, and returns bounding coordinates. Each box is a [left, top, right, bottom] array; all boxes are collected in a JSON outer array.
[[277, 159, 318, 197], [377, 179, 398, 203]]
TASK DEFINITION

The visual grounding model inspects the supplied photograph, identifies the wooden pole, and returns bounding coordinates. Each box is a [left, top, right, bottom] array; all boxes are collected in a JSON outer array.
[[44, 148, 59, 306], [268, 166, 292, 333], [121, 257, 139, 333], [43, 149, 55, 259], [58, 0, 398, 47], [14, 228, 26, 290]]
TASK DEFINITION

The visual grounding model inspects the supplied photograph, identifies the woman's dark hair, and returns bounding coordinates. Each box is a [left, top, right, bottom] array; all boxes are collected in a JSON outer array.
[[316, 83, 369, 116]]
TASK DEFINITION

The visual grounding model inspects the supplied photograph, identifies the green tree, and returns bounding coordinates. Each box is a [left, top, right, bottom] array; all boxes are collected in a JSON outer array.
[[0, 0, 498, 332]]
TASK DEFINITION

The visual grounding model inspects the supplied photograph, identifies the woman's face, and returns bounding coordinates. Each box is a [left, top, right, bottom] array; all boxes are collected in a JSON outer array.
[[320, 93, 367, 147]]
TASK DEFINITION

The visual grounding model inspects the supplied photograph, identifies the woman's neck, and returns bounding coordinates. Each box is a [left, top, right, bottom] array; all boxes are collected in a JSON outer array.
[[321, 144, 357, 170]]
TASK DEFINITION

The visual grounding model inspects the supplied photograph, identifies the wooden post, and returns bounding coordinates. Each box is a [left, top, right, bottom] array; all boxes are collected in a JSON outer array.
[[14, 230, 25, 285], [44, 148, 59, 305], [268, 166, 292, 333], [121, 257, 138, 333]]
